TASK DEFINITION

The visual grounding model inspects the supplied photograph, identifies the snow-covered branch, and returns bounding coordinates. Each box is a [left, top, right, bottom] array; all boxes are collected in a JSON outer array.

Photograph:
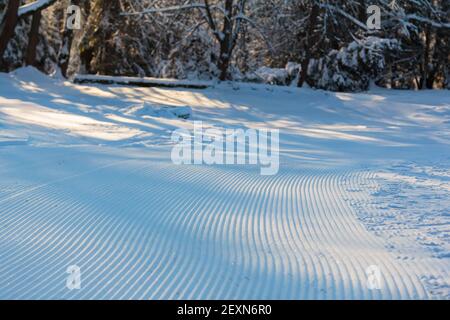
[[321, 4, 368, 31], [404, 14, 450, 29], [122, 3, 225, 16], [18, 0, 57, 18]]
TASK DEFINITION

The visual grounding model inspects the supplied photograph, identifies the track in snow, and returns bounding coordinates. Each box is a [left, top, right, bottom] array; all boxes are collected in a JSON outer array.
[[1, 69, 449, 299], [0, 147, 445, 300]]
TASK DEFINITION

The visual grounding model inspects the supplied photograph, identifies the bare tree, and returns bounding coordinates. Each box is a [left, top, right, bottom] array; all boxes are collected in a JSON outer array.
[[25, 9, 42, 66], [125, 0, 269, 80]]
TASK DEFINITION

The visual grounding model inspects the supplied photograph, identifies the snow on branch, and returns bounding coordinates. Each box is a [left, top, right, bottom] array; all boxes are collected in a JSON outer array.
[[404, 14, 450, 29], [121, 1, 228, 42], [18, 0, 57, 17], [321, 4, 368, 31], [122, 3, 225, 16]]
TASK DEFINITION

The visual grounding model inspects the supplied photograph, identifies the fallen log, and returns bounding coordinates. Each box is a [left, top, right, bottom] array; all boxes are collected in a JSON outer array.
[[73, 74, 212, 89]]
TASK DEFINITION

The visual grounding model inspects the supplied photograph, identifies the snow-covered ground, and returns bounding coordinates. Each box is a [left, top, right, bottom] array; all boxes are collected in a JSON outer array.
[[0, 67, 449, 299]]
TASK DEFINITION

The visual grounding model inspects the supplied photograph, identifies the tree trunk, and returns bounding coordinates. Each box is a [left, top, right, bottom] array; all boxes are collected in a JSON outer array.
[[358, 0, 367, 24], [25, 10, 42, 66], [218, 0, 234, 81], [445, 65, 450, 89], [78, 0, 93, 73], [218, 41, 232, 81], [0, 0, 21, 67], [426, 29, 437, 89], [58, 0, 80, 77], [298, 3, 320, 87], [421, 27, 434, 89], [386, 61, 393, 89], [58, 31, 73, 77]]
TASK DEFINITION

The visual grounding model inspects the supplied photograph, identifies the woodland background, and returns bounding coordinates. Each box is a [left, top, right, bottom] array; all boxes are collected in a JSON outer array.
[[0, 0, 449, 91]]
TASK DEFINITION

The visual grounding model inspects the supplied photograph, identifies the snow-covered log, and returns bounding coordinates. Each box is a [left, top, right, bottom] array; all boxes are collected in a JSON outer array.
[[73, 74, 212, 89]]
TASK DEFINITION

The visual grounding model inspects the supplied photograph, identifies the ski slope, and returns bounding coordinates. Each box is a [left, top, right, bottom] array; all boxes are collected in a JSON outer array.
[[0, 68, 449, 299]]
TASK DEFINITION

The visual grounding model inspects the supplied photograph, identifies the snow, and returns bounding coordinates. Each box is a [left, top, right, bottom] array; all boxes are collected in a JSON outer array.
[[0, 67, 449, 299], [253, 67, 289, 85], [246, 63, 300, 86], [121, 103, 192, 120], [347, 162, 450, 299], [0, 130, 28, 146]]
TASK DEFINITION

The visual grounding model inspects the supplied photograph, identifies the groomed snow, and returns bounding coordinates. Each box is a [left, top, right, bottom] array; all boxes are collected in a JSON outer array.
[[0, 67, 449, 299]]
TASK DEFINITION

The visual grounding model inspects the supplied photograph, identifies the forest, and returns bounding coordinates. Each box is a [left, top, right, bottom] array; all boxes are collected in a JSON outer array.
[[0, 0, 449, 91]]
